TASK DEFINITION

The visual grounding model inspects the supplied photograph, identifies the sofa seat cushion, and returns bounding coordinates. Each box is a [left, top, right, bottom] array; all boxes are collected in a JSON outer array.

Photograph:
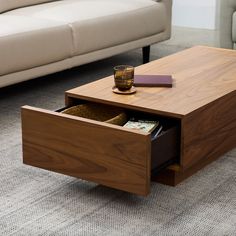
[[0, 15, 72, 76], [0, 0, 57, 13], [6, 0, 167, 55], [233, 12, 236, 43]]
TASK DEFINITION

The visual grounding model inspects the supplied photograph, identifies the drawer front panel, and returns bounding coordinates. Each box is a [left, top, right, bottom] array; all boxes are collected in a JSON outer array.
[[22, 106, 151, 196]]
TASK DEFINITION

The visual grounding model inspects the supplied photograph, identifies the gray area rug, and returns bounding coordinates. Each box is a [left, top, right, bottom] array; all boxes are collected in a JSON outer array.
[[0, 34, 235, 235]]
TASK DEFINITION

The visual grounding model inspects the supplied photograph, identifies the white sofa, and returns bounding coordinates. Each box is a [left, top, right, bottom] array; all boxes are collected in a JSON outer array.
[[0, 0, 172, 88]]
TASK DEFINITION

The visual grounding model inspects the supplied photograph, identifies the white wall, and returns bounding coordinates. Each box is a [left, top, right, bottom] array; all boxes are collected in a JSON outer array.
[[172, 0, 217, 29]]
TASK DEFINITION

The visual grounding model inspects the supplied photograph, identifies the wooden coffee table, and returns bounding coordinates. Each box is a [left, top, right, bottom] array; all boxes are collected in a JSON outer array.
[[22, 46, 236, 196]]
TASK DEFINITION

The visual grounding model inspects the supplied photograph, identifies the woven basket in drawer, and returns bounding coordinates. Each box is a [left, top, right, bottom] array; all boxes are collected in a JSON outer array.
[[61, 103, 128, 126]]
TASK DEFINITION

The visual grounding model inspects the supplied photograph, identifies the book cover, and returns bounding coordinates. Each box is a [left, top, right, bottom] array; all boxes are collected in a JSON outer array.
[[134, 75, 173, 87], [123, 119, 159, 133]]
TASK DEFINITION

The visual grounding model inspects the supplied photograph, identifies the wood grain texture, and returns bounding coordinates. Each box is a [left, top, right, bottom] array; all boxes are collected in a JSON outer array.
[[66, 46, 236, 118], [152, 145, 235, 186], [22, 46, 236, 194], [153, 90, 236, 184], [182, 91, 236, 169], [22, 106, 151, 196], [65, 46, 236, 186]]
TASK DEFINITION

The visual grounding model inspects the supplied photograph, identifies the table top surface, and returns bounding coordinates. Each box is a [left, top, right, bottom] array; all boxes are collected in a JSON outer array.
[[66, 46, 236, 118]]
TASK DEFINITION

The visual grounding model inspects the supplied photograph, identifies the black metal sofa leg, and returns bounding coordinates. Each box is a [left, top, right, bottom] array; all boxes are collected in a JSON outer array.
[[142, 46, 150, 64]]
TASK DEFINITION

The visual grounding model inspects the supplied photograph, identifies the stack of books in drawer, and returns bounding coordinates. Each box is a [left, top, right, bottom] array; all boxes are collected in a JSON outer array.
[[123, 118, 162, 139]]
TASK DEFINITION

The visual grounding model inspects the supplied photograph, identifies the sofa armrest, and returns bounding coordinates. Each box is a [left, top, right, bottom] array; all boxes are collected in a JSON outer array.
[[219, 0, 236, 49], [149, 0, 172, 39], [162, 0, 173, 38]]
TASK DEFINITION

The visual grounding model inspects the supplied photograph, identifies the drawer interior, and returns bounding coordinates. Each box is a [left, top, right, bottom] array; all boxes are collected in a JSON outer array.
[[56, 99, 180, 174]]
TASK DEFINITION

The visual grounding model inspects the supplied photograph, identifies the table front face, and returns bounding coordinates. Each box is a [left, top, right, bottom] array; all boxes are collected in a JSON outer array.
[[67, 46, 236, 118]]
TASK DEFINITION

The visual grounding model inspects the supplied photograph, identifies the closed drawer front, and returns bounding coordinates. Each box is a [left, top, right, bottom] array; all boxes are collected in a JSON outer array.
[[21, 104, 179, 196]]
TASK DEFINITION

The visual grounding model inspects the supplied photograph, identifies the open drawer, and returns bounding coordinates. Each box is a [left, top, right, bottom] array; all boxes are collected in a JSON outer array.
[[21, 103, 180, 196]]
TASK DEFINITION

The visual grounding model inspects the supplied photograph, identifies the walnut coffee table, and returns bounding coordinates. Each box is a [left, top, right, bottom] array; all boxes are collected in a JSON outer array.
[[22, 46, 236, 196]]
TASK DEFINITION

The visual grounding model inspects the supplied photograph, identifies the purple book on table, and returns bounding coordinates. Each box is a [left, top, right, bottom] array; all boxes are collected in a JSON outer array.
[[134, 75, 173, 87]]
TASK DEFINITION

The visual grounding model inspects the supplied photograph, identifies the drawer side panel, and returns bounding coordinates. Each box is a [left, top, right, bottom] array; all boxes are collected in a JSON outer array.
[[182, 91, 236, 169]]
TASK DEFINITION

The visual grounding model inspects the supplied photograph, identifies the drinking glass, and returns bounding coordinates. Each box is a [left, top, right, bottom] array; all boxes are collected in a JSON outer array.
[[114, 65, 134, 91]]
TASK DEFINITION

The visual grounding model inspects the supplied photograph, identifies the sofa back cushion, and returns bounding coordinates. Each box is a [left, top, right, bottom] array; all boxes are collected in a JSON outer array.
[[0, 0, 57, 13]]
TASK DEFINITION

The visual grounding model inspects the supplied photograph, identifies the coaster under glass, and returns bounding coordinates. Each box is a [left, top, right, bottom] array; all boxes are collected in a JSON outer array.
[[112, 86, 136, 95]]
